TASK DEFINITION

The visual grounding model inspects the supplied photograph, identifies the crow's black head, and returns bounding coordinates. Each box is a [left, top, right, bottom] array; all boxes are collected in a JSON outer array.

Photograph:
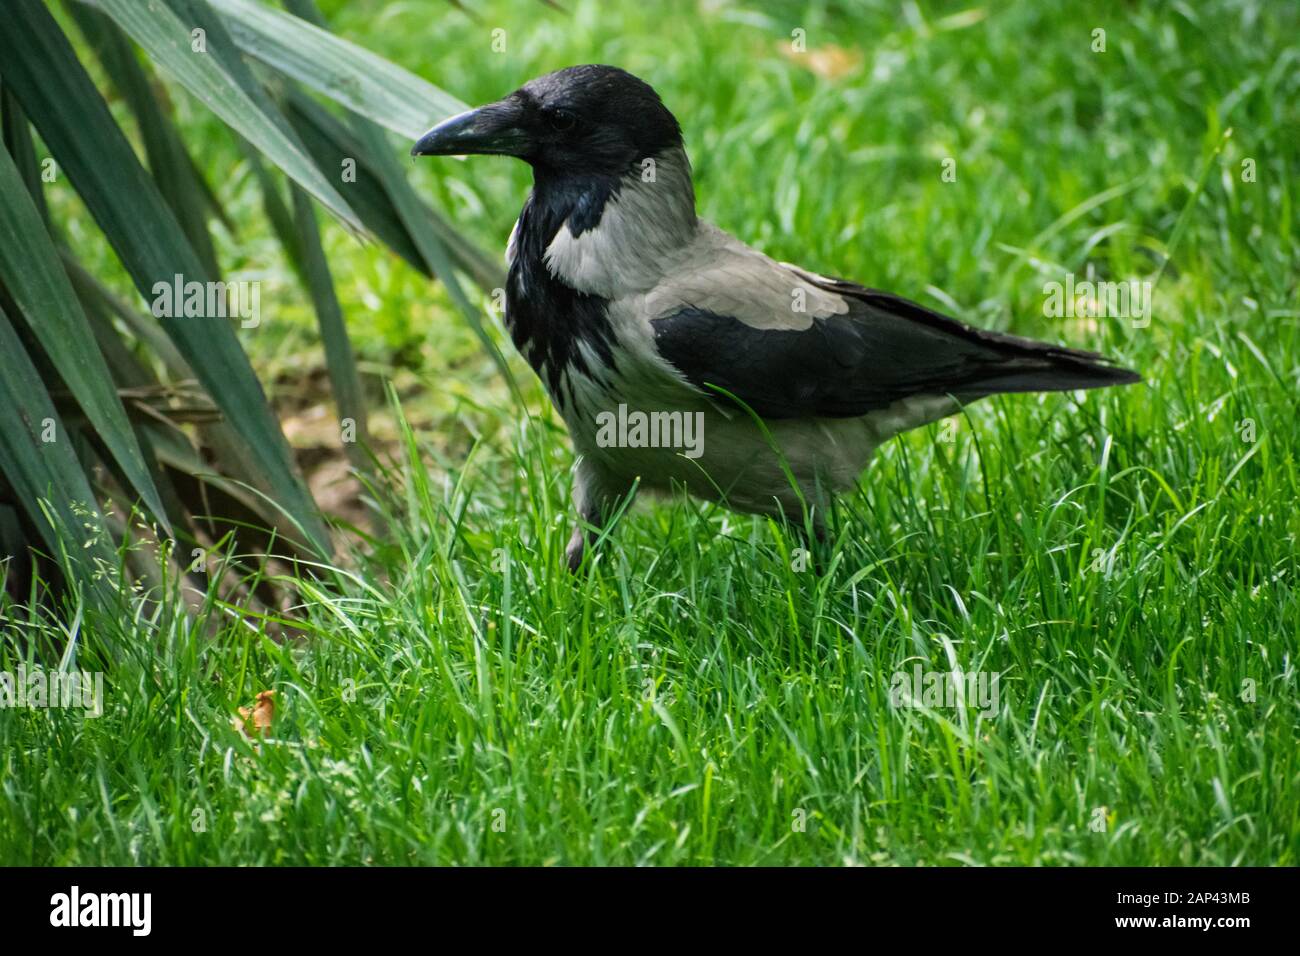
[[411, 65, 682, 178]]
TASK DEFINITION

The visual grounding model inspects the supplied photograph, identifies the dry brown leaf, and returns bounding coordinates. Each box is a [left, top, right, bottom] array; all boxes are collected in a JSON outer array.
[[234, 690, 276, 739]]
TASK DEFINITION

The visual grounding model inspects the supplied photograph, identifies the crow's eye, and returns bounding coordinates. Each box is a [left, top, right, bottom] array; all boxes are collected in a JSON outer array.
[[547, 109, 577, 132]]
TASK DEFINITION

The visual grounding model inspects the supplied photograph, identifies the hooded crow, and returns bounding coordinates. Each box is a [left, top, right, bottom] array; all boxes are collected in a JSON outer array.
[[412, 65, 1141, 570]]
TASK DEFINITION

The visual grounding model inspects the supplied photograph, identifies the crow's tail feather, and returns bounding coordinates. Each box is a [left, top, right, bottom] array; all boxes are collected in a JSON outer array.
[[959, 352, 1142, 399]]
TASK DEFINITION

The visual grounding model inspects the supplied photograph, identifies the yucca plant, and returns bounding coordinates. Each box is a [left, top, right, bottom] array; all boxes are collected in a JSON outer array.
[[0, 0, 512, 607]]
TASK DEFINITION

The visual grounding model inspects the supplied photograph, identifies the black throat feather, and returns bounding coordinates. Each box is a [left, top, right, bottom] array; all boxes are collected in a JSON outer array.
[[505, 171, 622, 411]]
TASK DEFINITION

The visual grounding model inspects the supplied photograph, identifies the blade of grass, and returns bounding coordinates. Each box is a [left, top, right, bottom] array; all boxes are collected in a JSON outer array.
[[1154, 127, 1234, 289]]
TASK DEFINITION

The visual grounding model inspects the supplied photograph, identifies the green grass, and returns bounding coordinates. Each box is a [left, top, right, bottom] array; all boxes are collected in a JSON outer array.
[[2, 0, 1298, 865]]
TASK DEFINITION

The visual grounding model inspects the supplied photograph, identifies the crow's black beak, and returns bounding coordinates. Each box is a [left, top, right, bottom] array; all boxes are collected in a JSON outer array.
[[410, 101, 531, 158]]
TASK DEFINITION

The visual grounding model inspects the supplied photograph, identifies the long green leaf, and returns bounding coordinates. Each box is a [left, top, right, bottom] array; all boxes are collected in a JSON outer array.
[[0, 88, 50, 227], [68, 1, 223, 279], [288, 185, 372, 462], [351, 115, 523, 407], [145, 421, 308, 545], [62, 252, 194, 379], [238, 142, 372, 467], [0, 304, 109, 562], [0, 144, 170, 533], [283, 89, 503, 291], [210, 0, 468, 140], [92, 0, 363, 234], [0, 0, 330, 556], [286, 0, 520, 407]]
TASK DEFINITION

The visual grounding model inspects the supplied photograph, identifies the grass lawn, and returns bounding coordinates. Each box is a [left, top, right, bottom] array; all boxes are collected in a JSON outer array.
[[2, 0, 1297, 865]]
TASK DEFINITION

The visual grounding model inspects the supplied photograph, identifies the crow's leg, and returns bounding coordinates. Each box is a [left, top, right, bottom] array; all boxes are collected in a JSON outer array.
[[567, 456, 636, 573], [753, 486, 832, 574], [791, 510, 831, 574], [779, 476, 835, 573]]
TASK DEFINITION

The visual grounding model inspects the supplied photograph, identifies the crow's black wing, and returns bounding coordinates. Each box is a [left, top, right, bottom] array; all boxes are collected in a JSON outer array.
[[649, 264, 1140, 419]]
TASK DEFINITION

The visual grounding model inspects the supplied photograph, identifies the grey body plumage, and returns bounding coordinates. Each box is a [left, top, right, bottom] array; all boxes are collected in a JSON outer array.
[[412, 65, 1141, 570]]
